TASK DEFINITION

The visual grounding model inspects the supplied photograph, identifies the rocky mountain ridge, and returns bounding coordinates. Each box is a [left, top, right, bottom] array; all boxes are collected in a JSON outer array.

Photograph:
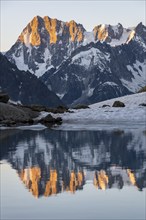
[[5, 16, 144, 77], [41, 29, 146, 105], [3, 16, 146, 106], [0, 53, 63, 107]]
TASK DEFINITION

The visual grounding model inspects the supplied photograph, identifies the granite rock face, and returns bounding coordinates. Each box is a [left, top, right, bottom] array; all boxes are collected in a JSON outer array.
[[5, 16, 143, 77], [5, 16, 85, 77]]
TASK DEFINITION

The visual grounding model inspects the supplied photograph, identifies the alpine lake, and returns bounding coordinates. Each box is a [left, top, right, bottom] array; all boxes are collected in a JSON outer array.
[[0, 126, 146, 220]]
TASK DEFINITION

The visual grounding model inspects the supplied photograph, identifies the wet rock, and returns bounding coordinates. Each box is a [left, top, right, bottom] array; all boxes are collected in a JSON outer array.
[[112, 101, 125, 107], [0, 93, 9, 103], [73, 104, 90, 110], [40, 114, 62, 126]]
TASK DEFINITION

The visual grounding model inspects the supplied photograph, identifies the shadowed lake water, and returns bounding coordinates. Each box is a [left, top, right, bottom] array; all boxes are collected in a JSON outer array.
[[0, 128, 146, 219]]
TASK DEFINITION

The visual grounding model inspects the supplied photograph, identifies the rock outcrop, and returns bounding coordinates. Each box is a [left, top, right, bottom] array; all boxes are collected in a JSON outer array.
[[0, 102, 35, 126], [40, 114, 62, 126], [112, 101, 125, 107]]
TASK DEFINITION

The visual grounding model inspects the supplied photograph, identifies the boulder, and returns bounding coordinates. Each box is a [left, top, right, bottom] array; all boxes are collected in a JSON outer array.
[[0, 93, 9, 103], [139, 103, 146, 107], [0, 102, 34, 126], [40, 114, 62, 126], [112, 101, 125, 107]]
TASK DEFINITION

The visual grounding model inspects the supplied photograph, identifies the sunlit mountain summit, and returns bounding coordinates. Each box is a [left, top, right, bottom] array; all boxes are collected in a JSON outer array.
[[4, 16, 146, 106]]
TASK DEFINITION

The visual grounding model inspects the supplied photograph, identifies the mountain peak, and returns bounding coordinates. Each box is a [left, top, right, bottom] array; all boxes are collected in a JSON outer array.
[[18, 15, 44, 46], [43, 16, 58, 43], [5, 16, 146, 78], [67, 20, 85, 42], [93, 23, 124, 42], [135, 22, 146, 34]]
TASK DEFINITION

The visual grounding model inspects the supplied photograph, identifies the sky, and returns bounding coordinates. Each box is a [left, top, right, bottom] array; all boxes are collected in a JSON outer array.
[[1, 0, 145, 52]]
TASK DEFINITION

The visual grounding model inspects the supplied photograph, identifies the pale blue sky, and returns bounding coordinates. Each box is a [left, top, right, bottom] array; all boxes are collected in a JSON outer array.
[[1, 0, 145, 51]]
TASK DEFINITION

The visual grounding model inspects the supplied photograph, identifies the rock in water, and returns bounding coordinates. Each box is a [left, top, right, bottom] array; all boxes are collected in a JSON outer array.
[[40, 114, 62, 126]]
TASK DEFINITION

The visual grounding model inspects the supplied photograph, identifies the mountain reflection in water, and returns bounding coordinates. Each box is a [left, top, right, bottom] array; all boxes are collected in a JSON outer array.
[[1, 129, 146, 198]]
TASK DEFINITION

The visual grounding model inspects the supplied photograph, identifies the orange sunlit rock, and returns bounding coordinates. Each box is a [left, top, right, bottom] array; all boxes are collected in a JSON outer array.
[[77, 171, 84, 186], [20, 167, 41, 198], [44, 16, 57, 44], [93, 24, 108, 41], [126, 30, 135, 44], [127, 169, 136, 186], [97, 170, 108, 190], [29, 16, 41, 46], [44, 170, 58, 196], [69, 171, 78, 193], [67, 20, 83, 42]]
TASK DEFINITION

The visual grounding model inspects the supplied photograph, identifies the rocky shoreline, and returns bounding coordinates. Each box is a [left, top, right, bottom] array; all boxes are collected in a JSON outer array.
[[0, 93, 66, 128]]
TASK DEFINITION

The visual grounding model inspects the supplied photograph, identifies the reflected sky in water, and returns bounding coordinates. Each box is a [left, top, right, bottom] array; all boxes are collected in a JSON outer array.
[[0, 128, 146, 219]]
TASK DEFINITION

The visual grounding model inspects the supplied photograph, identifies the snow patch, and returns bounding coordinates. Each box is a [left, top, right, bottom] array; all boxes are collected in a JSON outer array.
[[110, 29, 132, 46], [71, 47, 110, 71], [54, 92, 146, 131], [83, 31, 95, 46], [121, 60, 146, 92], [34, 48, 52, 77], [13, 52, 29, 72], [102, 82, 118, 87]]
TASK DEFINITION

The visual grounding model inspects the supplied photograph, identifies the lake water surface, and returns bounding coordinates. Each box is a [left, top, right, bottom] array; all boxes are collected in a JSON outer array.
[[0, 128, 146, 219]]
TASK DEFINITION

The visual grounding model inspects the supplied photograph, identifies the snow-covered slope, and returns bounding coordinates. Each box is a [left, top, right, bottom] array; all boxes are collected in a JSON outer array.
[[54, 92, 146, 130], [42, 34, 146, 105]]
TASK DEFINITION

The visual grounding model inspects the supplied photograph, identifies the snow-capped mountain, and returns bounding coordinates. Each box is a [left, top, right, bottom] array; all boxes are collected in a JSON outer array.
[[4, 16, 146, 106], [5, 16, 144, 77], [5, 16, 86, 77], [93, 23, 132, 46], [41, 29, 146, 105]]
